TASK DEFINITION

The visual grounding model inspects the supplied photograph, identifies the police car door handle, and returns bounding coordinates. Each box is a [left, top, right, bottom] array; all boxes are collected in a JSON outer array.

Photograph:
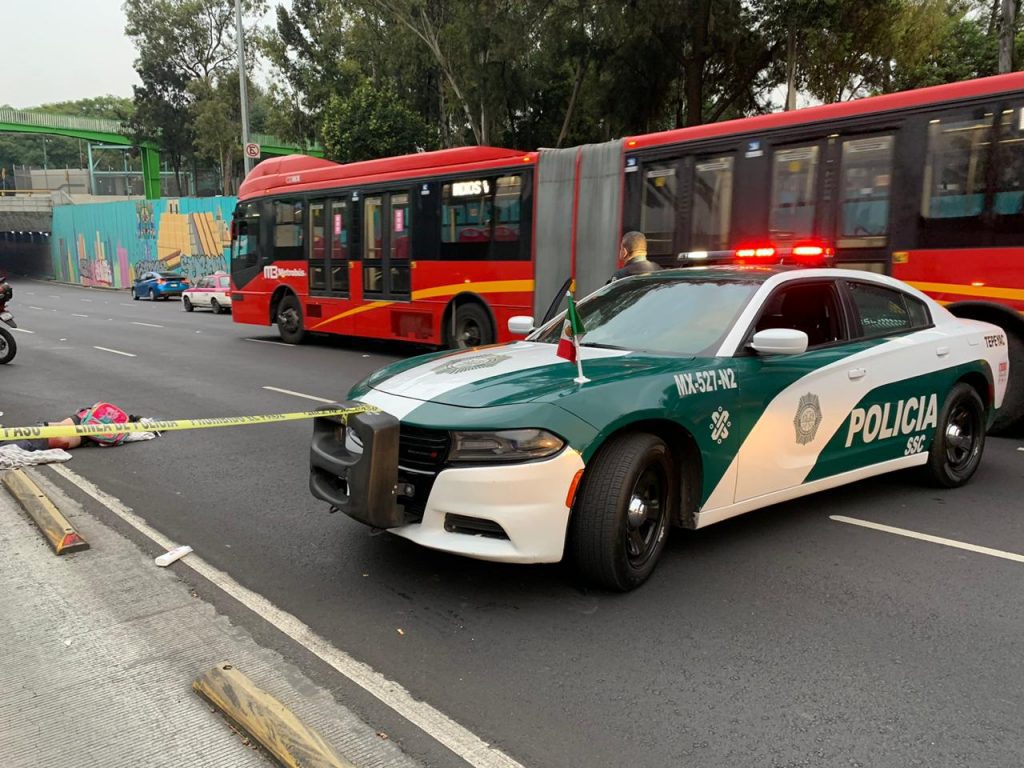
[[936, 346, 950, 357], [848, 367, 867, 380]]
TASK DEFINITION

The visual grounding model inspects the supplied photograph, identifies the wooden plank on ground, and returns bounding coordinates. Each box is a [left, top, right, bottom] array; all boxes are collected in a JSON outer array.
[[1, 468, 89, 554]]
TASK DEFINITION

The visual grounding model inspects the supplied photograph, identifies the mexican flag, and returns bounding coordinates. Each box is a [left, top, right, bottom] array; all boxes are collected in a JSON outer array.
[[556, 291, 585, 364]]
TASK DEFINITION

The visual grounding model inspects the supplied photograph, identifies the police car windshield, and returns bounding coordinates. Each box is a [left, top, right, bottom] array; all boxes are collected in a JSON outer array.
[[535, 277, 759, 356]]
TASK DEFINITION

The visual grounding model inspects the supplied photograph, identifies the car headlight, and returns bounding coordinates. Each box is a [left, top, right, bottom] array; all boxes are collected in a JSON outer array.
[[448, 429, 565, 463]]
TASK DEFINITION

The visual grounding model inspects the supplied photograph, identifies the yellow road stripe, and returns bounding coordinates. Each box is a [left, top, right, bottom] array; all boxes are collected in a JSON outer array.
[[308, 279, 534, 331], [0, 406, 376, 442], [908, 280, 1024, 302]]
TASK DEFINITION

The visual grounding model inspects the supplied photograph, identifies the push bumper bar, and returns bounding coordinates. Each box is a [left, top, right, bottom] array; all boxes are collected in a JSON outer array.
[[309, 403, 406, 529]]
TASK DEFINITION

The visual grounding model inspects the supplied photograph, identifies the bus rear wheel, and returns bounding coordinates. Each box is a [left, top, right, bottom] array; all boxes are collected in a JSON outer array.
[[991, 332, 1024, 435], [276, 294, 307, 344], [446, 302, 493, 349]]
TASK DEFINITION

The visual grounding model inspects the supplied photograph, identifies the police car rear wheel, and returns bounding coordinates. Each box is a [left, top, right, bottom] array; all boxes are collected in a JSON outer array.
[[925, 383, 985, 488], [570, 432, 675, 591]]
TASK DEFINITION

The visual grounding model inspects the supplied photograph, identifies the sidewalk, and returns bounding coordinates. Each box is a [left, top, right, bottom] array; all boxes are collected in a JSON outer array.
[[0, 468, 423, 768]]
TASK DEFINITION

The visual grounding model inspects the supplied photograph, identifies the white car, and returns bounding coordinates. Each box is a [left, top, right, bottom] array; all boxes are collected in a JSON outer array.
[[311, 266, 1010, 590], [182, 273, 232, 314]]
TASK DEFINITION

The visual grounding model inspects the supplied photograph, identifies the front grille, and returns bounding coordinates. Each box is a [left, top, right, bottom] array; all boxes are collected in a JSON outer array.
[[398, 424, 450, 473], [397, 424, 450, 523]]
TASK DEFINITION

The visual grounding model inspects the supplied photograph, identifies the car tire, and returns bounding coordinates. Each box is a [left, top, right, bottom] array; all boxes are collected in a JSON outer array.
[[990, 331, 1024, 435], [276, 294, 307, 344], [210, 298, 222, 315], [924, 382, 986, 488], [131, 288, 139, 301], [182, 296, 194, 312], [445, 302, 493, 349], [569, 432, 675, 591], [149, 288, 157, 301]]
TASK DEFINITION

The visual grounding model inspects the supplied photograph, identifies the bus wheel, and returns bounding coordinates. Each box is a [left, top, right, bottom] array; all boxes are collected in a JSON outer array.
[[276, 294, 307, 344], [446, 302, 493, 349], [991, 332, 1024, 435]]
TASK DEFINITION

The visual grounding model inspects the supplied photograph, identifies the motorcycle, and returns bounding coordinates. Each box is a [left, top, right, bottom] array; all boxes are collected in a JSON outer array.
[[0, 276, 17, 364]]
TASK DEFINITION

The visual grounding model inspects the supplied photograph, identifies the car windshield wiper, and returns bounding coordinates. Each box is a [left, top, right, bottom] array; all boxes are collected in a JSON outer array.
[[579, 341, 630, 350]]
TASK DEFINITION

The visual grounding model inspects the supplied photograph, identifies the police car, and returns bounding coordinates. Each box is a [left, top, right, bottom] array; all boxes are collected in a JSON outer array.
[[310, 267, 1009, 590]]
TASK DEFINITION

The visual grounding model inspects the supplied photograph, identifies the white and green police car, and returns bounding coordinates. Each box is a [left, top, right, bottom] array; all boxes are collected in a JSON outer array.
[[310, 266, 1009, 590]]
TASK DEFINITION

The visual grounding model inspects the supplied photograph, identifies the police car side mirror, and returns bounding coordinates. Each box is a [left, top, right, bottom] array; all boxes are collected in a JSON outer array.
[[750, 328, 808, 356], [508, 316, 535, 336]]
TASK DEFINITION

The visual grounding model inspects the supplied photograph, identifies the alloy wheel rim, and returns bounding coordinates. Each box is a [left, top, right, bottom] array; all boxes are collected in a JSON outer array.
[[945, 402, 980, 470], [624, 464, 666, 568]]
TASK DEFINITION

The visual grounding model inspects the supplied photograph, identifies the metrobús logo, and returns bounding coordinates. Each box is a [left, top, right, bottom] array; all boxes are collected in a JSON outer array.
[[263, 265, 306, 279], [844, 393, 938, 447]]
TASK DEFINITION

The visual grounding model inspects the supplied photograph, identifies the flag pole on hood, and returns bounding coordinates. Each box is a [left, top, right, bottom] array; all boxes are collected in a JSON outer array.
[[556, 280, 589, 384]]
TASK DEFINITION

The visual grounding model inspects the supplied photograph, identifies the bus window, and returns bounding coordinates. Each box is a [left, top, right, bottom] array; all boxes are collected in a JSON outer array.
[[921, 114, 992, 219], [770, 146, 819, 240], [231, 202, 260, 270], [329, 200, 349, 294], [390, 193, 411, 293], [838, 136, 893, 248], [273, 200, 304, 261], [491, 175, 522, 260], [309, 202, 326, 290], [691, 156, 733, 252], [641, 162, 676, 258], [364, 195, 383, 293], [440, 175, 524, 260], [993, 107, 1024, 217]]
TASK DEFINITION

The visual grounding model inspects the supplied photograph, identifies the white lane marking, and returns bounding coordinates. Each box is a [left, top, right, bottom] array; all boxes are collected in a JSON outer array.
[[72, 313, 89, 318], [9, 327, 34, 334], [120, 303, 137, 307], [28, 305, 44, 310], [831, 516, 1024, 564], [131, 321, 164, 328], [262, 385, 335, 404], [93, 346, 136, 358], [80, 298, 92, 302], [46, 464, 524, 768], [245, 337, 294, 347]]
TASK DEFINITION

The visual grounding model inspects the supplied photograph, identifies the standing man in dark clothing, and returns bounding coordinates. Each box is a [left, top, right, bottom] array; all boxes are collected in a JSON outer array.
[[610, 231, 660, 281]]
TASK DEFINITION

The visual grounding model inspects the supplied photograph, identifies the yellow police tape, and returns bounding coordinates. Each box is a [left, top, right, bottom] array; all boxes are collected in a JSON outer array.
[[0, 405, 379, 443]]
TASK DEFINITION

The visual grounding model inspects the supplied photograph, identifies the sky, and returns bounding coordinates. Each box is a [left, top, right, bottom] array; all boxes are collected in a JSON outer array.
[[2, 0, 276, 110]]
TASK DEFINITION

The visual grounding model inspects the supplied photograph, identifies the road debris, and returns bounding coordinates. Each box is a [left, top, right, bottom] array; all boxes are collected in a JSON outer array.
[[155, 545, 193, 567]]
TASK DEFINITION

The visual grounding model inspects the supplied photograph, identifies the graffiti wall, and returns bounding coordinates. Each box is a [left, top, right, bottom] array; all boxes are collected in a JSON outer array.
[[50, 197, 237, 288]]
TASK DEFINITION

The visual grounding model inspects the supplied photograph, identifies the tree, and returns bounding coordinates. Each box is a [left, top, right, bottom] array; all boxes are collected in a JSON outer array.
[[320, 80, 433, 162]]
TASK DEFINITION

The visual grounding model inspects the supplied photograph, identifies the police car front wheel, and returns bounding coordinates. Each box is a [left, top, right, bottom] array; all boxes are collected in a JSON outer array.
[[925, 382, 986, 488], [570, 432, 676, 591]]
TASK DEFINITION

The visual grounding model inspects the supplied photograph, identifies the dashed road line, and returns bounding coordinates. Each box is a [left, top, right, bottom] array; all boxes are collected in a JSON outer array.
[[72, 313, 89, 318], [131, 321, 164, 328], [262, 385, 335, 404], [80, 298, 92, 303], [830, 515, 1024, 564], [9, 327, 34, 334], [28, 305, 44, 311], [245, 337, 295, 347], [46, 464, 525, 768], [93, 346, 136, 358]]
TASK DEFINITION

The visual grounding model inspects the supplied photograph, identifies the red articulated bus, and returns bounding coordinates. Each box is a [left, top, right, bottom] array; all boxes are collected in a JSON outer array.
[[232, 72, 1024, 432], [230, 147, 537, 348]]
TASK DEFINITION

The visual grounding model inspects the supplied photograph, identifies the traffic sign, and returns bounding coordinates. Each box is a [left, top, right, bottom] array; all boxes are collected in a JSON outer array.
[[244, 142, 261, 159]]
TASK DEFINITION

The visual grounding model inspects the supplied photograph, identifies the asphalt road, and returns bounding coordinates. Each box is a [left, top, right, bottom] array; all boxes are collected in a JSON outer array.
[[4, 278, 1024, 768]]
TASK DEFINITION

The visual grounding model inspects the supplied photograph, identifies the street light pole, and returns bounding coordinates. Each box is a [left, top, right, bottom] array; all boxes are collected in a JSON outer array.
[[235, 0, 253, 177]]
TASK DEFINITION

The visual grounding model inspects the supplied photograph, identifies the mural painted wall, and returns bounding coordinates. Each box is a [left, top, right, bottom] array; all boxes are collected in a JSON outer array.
[[50, 197, 237, 288]]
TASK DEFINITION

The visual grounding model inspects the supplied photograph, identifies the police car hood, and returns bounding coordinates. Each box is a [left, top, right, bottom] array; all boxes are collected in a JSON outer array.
[[368, 341, 689, 408]]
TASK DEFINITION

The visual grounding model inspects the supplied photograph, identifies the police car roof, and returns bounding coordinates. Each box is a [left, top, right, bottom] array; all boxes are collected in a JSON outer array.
[[652, 265, 797, 282]]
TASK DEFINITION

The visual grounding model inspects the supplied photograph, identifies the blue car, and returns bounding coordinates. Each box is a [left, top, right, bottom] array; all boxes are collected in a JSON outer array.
[[132, 271, 190, 301]]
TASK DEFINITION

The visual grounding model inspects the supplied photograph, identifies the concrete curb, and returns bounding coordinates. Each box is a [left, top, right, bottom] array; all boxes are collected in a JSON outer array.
[[194, 663, 357, 768], [1, 468, 89, 554]]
